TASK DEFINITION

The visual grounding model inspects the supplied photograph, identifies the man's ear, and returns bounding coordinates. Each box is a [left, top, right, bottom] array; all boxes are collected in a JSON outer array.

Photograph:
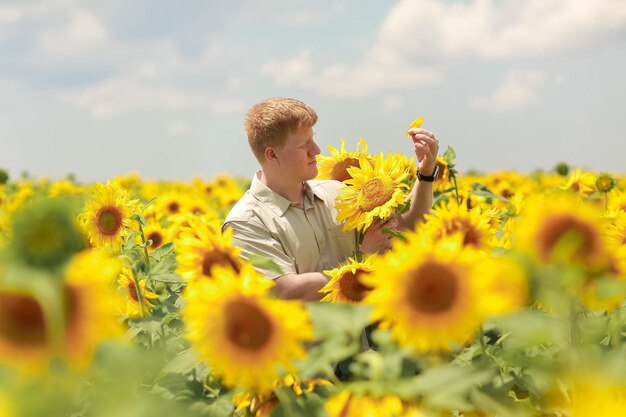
[[264, 147, 278, 163]]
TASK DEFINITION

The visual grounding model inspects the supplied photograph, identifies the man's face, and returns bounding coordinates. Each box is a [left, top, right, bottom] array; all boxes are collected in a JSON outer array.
[[274, 126, 321, 183]]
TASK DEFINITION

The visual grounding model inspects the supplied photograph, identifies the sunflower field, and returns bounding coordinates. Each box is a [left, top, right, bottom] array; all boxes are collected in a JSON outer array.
[[0, 139, 625, 417]]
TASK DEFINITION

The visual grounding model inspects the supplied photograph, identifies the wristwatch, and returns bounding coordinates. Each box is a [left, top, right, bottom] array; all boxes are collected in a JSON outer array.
[[417, 165, 440, 182]]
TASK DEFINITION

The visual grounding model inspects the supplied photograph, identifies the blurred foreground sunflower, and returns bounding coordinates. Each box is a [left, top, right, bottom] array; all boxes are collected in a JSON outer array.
[[363, 234, 485, 352], [183, 266, 311, 392]]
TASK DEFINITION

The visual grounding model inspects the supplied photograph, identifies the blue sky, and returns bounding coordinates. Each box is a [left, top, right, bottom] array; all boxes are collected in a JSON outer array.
[[2, 0, 626, 182]]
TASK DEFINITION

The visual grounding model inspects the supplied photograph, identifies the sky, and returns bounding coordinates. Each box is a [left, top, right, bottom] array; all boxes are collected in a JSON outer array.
[[2, 0, 626, 182]]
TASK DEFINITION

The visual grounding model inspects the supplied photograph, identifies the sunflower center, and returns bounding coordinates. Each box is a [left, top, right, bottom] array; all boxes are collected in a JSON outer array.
[[64, 285, 79, 328], [338, 270, 373, 302], [127, 279, 139, 302], [0, 292, 47, 347], [331, 158, 360, 182], [202, 249, 241, 277], [167, 202, 180, 214], [359, 176, 395, 212], [224, 298, 272, 350], [536, 213, 600, 262], [437, 218, 482, 247], [96, 206, 123, 236], [406, 260, 459, 314], [147, 231, 163, 249]]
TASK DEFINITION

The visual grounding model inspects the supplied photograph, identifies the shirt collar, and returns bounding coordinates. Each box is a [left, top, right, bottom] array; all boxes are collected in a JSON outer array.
[[249, 171, 325, 216]]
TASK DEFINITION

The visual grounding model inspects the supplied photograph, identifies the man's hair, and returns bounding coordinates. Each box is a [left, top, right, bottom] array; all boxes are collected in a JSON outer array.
[[244, 98, 318, 162]]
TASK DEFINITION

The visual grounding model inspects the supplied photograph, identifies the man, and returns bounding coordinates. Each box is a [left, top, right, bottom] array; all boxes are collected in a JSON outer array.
[[223, 98, 439, 301]]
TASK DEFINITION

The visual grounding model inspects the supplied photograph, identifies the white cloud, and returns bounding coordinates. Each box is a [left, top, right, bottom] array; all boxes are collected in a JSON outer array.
[[261, 0, 626, 98], [379, 0, 626, 60], [0, 6, 21, 23], [261, 49, 442, 98], [382, 95, 404, 111], [470, 69, 546, 111], [209, 99, 247, 115], [166, 121, 191, 137], [38, 9, 108, 57], [59, 76, 209, 119]]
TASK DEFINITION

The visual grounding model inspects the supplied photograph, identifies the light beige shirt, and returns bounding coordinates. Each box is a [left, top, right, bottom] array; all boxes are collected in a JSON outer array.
[[222, 172, 356, 279]]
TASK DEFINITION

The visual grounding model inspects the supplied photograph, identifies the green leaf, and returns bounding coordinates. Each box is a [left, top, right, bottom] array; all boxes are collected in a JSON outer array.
[[247, 252, 284, 275], [382, 227, 407, 242], [143, 196, 157, 211], [151, 273, 184, 283], [469, 183, 508, 202], [131, 213, 147, 227], [189, 396, 234, 417], [160, 349, 201, 375], [442, 146, 457, 163], [396, 365, 496, 410], [306, 303, 373, 340], [150, 242, 175, 261]]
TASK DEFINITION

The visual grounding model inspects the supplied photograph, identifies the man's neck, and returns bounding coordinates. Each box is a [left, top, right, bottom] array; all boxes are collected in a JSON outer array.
[[258, 170, 306, 204]]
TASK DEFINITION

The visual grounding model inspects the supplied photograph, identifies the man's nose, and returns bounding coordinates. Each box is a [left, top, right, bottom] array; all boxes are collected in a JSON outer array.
[[311, 142, 321, 156]]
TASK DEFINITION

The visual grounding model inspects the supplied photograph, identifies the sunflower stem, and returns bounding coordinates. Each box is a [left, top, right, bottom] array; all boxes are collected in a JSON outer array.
[[131, 268, 146, 318], [479, 324, 488, 363], [611, 306, 623, 351], [137, 223, 152, 276], [451, 172, 461, 205]]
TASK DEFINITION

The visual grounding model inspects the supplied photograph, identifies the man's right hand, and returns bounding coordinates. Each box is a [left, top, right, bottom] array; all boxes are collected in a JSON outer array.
[[360, 217, 398, 254]]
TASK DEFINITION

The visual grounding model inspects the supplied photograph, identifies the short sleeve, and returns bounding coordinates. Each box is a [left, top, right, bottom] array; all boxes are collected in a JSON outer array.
[[223, 220, 297, 279]]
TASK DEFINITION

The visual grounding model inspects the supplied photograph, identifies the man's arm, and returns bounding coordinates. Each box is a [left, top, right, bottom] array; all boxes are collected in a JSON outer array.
[[224, 219, 332, 300], [397, 180, 433, 230], [270, 272, 330, 301], [397, 127, 440, 230]]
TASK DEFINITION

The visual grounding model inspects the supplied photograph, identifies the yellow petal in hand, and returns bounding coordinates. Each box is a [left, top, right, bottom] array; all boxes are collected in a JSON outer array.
[[406, 116, 423, 138]]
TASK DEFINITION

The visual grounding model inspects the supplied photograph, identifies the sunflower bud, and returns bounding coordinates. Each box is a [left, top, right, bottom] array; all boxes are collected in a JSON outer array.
[[596, 173, 616, 193], [10, 197, 85, 268]]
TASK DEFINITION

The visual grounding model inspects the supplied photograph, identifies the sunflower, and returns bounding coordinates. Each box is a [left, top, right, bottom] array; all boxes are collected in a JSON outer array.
[[206, 173, 246, 209], [183, 266, 312, 392], [317, 138, 371, 182], [420, 199, 498, 251], [569, 374, 626, 417], [325, 390, 425, 417], [0, 390, 13, 417], [514, 193, 610, 270], [10, 197, 85, 268], [431, 155, 453, 193], [336, 152, 411, 232], [0, 286, 50, 372], [79, 182, 140, 250], [320, 255, 374, 303], [61, 249, 126, 367], [176, 216, 244, 282], [155, 191, 190, 217], [142, 218, 168, 252], [117, 269, 159, 318], [233, 374, 332, 417], [470, 255, 529, 318], [0, 249, 124, 371], [607, 189, 626, 213], [363, 233, 485, 352], [560, 168, 596, 199], [604, 211, 626, 249], [48, 180, 83, 197]]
